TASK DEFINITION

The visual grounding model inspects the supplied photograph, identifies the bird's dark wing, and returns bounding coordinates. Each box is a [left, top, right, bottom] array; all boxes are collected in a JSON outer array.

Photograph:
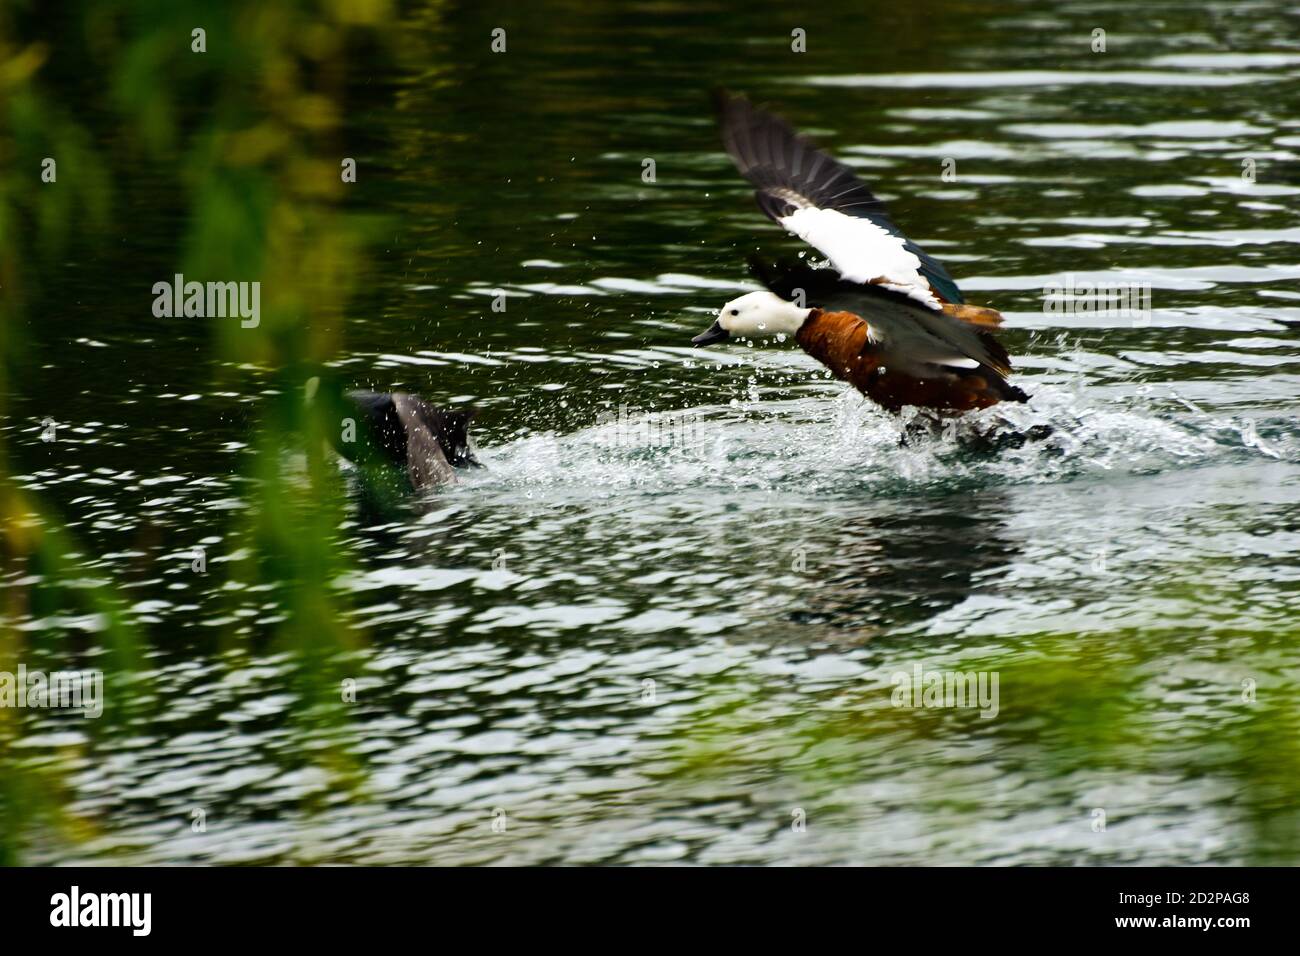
[[715, 91, 964, 305]]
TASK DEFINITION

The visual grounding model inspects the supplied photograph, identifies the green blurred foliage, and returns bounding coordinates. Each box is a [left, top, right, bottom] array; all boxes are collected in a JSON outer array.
[[668, 630, 1300, 863], [0, 0, 394, 863]]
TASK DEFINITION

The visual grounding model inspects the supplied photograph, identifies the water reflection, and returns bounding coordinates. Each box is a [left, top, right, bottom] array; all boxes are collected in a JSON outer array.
[[793, 490, 1018, 635]]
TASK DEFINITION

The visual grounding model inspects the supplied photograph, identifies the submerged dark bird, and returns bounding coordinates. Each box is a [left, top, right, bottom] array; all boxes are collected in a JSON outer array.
[[693, 92, 1027, 414], [335, 390, 480, 490]]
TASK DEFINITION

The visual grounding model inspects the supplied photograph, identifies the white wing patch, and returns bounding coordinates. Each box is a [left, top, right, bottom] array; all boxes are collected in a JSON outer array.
[[780, 207, 941, 310], [908, 345, 981, 370]]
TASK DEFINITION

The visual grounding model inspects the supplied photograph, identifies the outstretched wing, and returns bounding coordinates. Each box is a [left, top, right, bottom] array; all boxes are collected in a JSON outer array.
[[715, 91, 964, 307]]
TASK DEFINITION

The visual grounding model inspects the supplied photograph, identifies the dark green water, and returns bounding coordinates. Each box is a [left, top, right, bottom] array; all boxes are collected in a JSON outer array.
[[5, 1, 1300, 863]]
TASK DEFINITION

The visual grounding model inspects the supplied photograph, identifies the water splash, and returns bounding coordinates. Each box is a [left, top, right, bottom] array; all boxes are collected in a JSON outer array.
[[455, 384, 1253, 501]]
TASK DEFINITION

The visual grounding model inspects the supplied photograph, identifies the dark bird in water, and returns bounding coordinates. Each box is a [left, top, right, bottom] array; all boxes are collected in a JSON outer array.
[[693, 92, 1027, 415], [335, 390, 480, 490]]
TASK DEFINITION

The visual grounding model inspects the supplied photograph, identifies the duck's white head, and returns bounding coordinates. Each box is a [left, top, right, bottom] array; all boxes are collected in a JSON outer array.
[[692, 291, 812, 346]]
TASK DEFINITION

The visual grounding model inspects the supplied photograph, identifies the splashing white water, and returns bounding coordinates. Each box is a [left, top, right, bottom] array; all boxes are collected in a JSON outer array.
[[457, 385, 1240, 501]]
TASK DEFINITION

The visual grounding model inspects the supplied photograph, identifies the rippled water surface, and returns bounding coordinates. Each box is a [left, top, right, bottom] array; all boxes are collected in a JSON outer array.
[[6, 1, 1300, 864]]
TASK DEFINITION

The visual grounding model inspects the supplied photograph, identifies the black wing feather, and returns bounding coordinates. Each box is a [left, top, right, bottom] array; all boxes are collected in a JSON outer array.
[[715, 91, 965, 305]]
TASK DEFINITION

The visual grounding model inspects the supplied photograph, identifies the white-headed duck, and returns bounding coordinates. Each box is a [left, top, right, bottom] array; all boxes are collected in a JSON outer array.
[[693, 92, 1027, 414]]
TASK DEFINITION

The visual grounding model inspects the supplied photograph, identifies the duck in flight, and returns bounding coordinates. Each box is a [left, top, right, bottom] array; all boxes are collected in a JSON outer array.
[[693, 92, 1027, 414]]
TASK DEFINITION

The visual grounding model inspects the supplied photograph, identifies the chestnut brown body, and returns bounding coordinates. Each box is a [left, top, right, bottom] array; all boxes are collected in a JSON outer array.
[[796, 309, 1025, 414]]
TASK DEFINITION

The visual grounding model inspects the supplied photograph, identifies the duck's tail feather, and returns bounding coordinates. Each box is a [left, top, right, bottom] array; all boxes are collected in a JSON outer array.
[[940, 302, 1004, 328]]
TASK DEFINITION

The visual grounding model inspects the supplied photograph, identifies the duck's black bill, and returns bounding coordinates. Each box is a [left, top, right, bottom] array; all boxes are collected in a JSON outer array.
[[692, 321, 730, 346]]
